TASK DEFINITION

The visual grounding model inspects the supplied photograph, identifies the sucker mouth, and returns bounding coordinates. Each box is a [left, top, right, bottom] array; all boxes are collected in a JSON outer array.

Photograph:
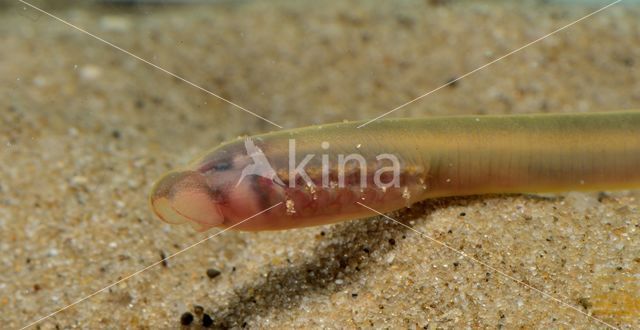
[[150, 170, 225, 229], [150, 196, 189, 225]]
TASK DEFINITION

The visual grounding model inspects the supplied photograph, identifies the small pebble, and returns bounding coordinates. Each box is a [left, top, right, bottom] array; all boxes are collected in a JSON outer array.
[[33, 75, 47, 87], [180, 312, 194, 326], [193, 305, 204, 316], [386, 254, 395, 263], [78, 65, 102, 81], [99, 15, 131, 32], [202, 313, 213, 327], [206, 268, 221, 279], [445, 76, 459, 88], [160, 250, 167, 267], [70, 176, 88, 186]]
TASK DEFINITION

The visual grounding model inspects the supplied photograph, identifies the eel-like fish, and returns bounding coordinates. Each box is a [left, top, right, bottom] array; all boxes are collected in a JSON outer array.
[[150, 111, 640, 231]]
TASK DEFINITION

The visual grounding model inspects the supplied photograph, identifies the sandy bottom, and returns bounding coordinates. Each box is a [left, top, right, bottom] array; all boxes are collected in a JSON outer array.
[[2, 0, 640, 328]]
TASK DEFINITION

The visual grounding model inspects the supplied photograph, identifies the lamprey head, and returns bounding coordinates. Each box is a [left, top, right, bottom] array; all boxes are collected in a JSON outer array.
[[149, 138, 285, 231]]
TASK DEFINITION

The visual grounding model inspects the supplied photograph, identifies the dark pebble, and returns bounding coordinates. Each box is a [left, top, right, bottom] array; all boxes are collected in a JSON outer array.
[[202, 313, 213, 327], [206, 268, 221, 279], [578, 297, 592, 310], [388, 238, 396, 246], [445, 76, 459, 88], [180, 312, 194, 325], [160, 250, 168, 267]]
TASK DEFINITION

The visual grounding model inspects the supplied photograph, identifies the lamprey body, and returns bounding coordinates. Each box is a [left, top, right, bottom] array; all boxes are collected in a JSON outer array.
[[150, 111, 640, 231]]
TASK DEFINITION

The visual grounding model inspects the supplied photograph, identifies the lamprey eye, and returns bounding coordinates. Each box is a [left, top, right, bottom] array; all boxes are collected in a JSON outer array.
[[213, 162, 232, 171], [197, 157, 233, 173]]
